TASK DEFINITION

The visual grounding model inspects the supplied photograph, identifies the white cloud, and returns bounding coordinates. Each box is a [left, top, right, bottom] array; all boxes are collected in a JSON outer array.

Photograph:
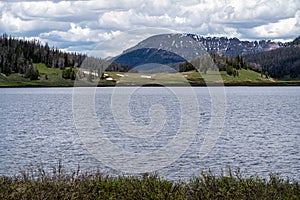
[[0, 11, 23, 32], [98, 10, 186, 30], [12, 1, 73, 19], [219, 0, 300, 23], [1, 0, 300, 56], [0, 11, 67, 34], [40, 23, 98, 42], [98, 30, 122, 41], [69, 23, 90, 37], [250, 17, 300, 39], [296, 11, 300, 26]]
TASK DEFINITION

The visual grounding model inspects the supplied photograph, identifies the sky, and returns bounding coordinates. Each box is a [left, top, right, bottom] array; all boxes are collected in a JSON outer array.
[[0, 0, 300, 57]]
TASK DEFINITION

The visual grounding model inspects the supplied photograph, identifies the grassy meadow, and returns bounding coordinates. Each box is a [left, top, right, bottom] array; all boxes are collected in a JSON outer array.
[[0, 63, 75, 87]]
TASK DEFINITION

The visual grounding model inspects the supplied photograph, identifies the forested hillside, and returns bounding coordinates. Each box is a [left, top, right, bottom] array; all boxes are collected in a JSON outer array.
[[244, 42, 300, 79], [0, 34, 87, 79]]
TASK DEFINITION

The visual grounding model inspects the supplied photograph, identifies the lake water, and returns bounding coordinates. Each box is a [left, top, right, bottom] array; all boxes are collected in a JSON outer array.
[[0, 87, 299, 181]]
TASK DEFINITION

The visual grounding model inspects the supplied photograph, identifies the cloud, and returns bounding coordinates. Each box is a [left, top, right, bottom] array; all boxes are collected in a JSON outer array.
[[1, 0, 300, 57], [249, 17, 300, 39], [41, 23, 93, 41], [98, 10, 186, 30], [224, 0, 299, 23]]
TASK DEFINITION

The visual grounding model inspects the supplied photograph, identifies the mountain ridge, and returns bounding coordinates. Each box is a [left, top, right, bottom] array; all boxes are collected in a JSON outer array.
[[123, 33, 285, 58], [187, 34, 285, 57]]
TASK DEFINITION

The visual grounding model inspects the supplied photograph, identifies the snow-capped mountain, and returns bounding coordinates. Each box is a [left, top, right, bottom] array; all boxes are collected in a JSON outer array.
[[108, 33, 284, 71], [124, 33, 284, 57]]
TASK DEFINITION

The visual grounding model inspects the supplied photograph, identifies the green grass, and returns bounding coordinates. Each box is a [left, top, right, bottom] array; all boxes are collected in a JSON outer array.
[[221, 69, 271, 83], [33, 63, 76, 87], [108, 72, 190, 86], [34, 63, 61, 76], [0, 63, 75, 87], [0, 165, 299, 199], [105, 69, 278, 86]]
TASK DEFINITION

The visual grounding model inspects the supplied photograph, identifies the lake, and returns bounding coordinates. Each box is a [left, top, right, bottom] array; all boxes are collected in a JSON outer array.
[[0, 87, 299, 181]]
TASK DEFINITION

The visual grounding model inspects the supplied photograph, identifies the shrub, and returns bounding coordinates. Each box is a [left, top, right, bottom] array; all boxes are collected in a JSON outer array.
[[62, 68, 76, 80], [24, 65, 39, 80], [226, 65, 234, 76]]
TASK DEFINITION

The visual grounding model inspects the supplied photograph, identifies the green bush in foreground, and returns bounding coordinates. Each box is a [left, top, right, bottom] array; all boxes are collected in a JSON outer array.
[[0, 165, 299, 200]]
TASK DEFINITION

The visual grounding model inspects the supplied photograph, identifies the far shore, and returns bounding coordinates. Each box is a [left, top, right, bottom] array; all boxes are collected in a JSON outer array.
[[2, 64, 299, 88]]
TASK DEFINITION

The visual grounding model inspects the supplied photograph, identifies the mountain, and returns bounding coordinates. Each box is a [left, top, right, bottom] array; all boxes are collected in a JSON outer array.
[[108, 48, 186, 72], [108, 34, 206, 72], [122, 34, 208, 60], [121, 33, 284, 58], [108, 33, 286, 73]]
